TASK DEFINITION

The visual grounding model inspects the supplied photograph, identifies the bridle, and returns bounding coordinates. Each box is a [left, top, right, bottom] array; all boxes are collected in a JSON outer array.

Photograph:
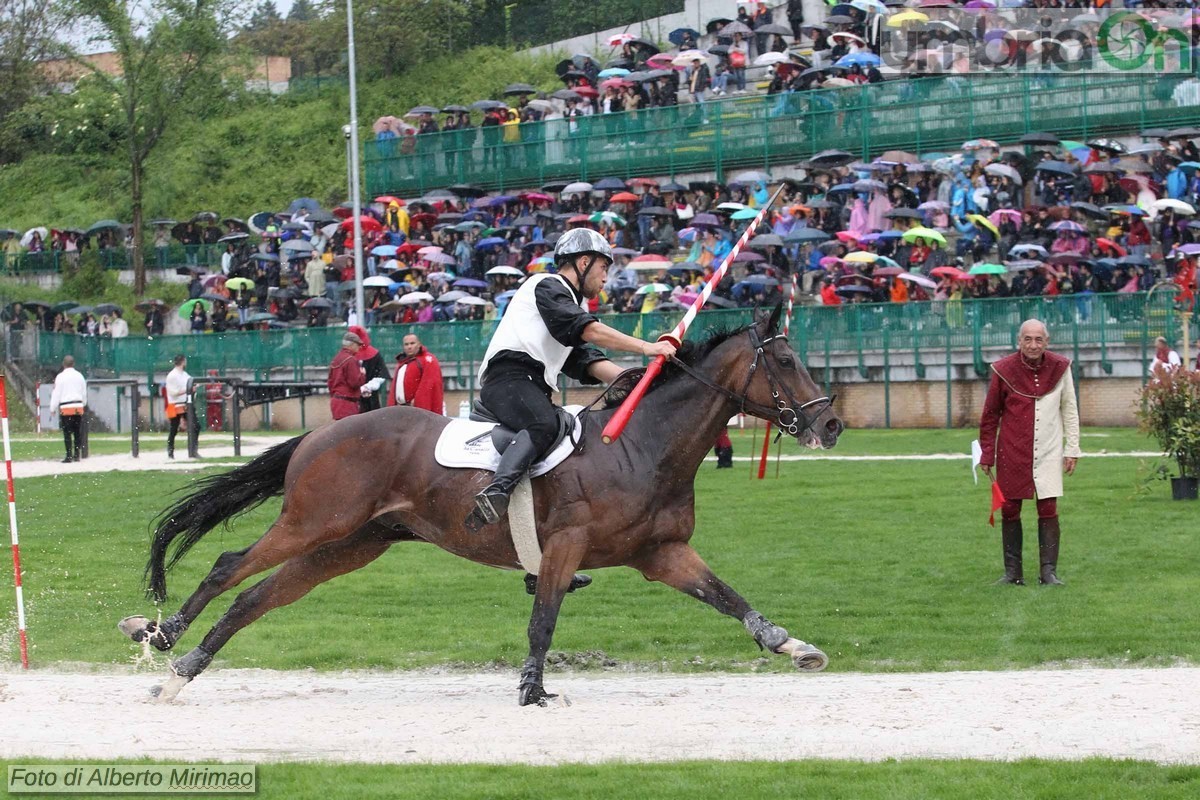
[[668, 326, 836, 439]]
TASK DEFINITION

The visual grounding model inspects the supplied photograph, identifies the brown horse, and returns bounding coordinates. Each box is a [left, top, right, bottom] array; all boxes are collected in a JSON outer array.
[[119, 305, 844, 705]]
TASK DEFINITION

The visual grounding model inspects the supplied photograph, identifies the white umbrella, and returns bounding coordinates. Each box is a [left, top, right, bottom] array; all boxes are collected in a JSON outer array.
[[457, 295, 488, 306], [984, 163, 1023, 185], [1152, 198, 1196, 215], [417, 245, 444, 255], [486, 266, 525, 277], [363, 275, 393, 287], [635, 282, 672, 294], [717, 202, 749, 212], [897, 272, 936, 289], [562, 181, 593, 194], [20, 227, 48, 247], [437, 290, 468, 303], [398, 292, 434, 305], [672, 50, 711, 66], [753, 52, 790, 67], [527, 99, 554, 113], [423, 252, 457, 265]]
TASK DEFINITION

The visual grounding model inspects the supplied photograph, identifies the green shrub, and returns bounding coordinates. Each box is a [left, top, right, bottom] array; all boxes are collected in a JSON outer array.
[[1137, 366, 1200, 478]]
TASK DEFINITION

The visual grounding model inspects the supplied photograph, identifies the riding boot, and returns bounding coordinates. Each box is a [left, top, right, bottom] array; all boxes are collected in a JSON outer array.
[[715, 445, 734, 468], [464, 429, 541, 532], [1038, 516, 1064, 586], [995, 519, 1024, 585]]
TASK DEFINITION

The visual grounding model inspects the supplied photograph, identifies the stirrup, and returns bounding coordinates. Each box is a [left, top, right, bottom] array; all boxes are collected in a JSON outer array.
[[463, 489, 509, 533]]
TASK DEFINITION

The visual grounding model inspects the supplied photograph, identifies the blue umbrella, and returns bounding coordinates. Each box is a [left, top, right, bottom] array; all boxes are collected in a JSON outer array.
[[878, 230, 904, 240], [668, 28, 700, 46], [251, 252, 279, 262], [287, 197, 322, 214], [372, 245, 399, 257], [454, 278, 489, 289], [835, 53, 881, 68], [598, 67, 631, 78], [826, 183, 857, 194], [475, 237, 508, 249]]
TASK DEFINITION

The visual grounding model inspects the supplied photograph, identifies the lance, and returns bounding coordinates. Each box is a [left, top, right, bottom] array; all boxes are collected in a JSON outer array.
[[602, 184, 787, 445], [758, 268, 797, 479]]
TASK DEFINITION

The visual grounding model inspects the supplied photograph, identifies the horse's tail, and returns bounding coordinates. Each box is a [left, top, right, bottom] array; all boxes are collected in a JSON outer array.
[[146, 433, 310, 602]]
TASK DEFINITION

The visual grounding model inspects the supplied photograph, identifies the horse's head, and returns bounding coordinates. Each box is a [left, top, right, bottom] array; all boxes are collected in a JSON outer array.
[[710, 303, 844, 449]]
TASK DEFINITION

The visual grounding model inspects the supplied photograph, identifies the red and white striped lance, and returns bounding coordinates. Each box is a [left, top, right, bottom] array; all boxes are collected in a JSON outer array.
[[34, 382, 40, 436], [602, 184, 787, 444], [784, 273, 797, 338], [0, 376, 29, 668]]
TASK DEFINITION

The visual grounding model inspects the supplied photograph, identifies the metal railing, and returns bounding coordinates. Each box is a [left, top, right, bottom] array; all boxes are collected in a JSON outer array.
[[364, 72, 1200, 195], [32, 292, 1183, 384], [1, 244, 230, 275]]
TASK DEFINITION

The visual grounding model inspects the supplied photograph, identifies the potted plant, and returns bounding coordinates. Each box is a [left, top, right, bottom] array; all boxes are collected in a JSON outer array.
[[1137, 366, 1200, 500]]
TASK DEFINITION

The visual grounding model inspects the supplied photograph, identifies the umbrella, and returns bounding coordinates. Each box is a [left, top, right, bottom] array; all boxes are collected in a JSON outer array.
[[886, 208, 923, 220], [486, 266, 525, 278], [250, 252, 280, 263], [984, 163, 1022, 184], [398, 292, 435, 306], [966, 214, 1000, 237], [1004, 260, 1044, 272], [177, 298, 212, 319], [424, 252, 457, 265], [1049, 220, 1084, 233], [453, 278, 489, 289], [148, 218, 176, 227], [340, 216, 384, 233], [731, 209, 759, 221], [405, 105, 440, 116], [363, 275, 393, 287], [1019, 132, 1061, 146], [834, 53, 880, 68], [457, 296, 488, 307], [720, 20, 753, 35], [968, 263, 1007, 275], [20, 226, 47, 247], [436, 290, 468, 303], [835, 285, 872, 296], [93, 303, 123, 315], [753, 52, 791, 67], [1087, 138, 1126, 155], [929, 266, 966, 279], [1036, 161, 1078, 177], [302, 297, 333, 310], [635, 283, 672, 295], [844, 252, 878, 264], [731, 170, 772, 184], [372, 245, 399, 257], [86, 219, 122, 234], [191, 211, 219, 223], [225, 277, 255, 291], [51, 301, 81, 314], [281, 239, 313, 253], [809, 149, 855, 166], [218, 232, 249, 243], [598, 67, 630, 78], [668, 28, 701, 45], [1010, 244, 1048, 258], [470, 99, 509, 111], [133, 299, 164, 312], [901, 227, 946, 245], [609, 191, 640, 203], [374, 195, 404, 205], [1070, 202, 1108, 220], [590, 211, 627, 226], [755, 22, 793, 36], [244, 312, 276, 324], [594, 177, 627, 190], [563, 181, 594, 194], [475, 237, 509, 250], [636, 206, 673, 218], [1152, 198, 1196, 215], [898, 272, 937, 289], [502, 83, 536, 96], [784, 228, 830, 243], [888, 10, 929, 26], [749, 234, 785, 248]]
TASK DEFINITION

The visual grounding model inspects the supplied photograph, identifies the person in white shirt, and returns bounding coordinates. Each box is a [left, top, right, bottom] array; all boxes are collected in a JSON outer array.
[[109, 310, 129, 338], [1150, 336, 1182, 376], [49, 355, 86, 462], [165, 354, 199, 459]]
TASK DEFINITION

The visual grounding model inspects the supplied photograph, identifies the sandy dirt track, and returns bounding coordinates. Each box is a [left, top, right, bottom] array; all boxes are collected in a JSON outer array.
[[0, 667, 1195, 765]]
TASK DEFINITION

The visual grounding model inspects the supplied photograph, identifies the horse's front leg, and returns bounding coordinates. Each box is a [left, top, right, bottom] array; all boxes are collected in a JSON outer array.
[[631, 541, 828, 671], [519, 528, 589, 707]]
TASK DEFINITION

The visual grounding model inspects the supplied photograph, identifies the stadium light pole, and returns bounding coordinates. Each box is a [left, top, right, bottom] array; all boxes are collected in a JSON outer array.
[[345, 0, 366, 330]]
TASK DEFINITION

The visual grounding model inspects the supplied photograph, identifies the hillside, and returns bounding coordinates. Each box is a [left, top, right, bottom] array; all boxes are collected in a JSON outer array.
[[0, 47, 563, 230]]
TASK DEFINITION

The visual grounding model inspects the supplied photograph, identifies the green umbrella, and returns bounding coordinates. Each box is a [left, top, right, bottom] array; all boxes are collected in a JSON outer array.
[[178, 298, 212, 319], [589, 211, 627, 226], [225, 277, 255, 292], [731, 208, 759, 220], [86, 219, 123, 234], [901, 227, 947, 245], [968, 263, 1007, 275]]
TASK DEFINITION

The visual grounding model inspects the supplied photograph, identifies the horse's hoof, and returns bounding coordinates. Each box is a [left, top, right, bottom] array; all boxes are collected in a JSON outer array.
[[150, 674, 191, 704], [118, 616, 152, 643], [518, 682, 557, 707], [776, 638, 829, 672]]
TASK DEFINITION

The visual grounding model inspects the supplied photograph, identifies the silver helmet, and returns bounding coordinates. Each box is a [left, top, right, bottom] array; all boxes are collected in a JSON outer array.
[[553, 227, 613, 265]]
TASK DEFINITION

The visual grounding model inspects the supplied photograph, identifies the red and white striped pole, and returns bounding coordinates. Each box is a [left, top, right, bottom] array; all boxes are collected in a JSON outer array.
[[603, 184, 787, 444], [33, 382, 40, 435], [0, 375, 29, 668], [757, 273, 797, 479]]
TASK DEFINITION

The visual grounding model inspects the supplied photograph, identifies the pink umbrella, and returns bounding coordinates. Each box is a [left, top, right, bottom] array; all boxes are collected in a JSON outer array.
[[646, 53, 679, 70], [677, 291, 700, 306], [417, 245, 443, 256], [607, 32, 634, 46], [600, 78, 632, 91], [820, 256, 844, 268], [423, 252, 457, 265], [989, 209, 1023, 225]]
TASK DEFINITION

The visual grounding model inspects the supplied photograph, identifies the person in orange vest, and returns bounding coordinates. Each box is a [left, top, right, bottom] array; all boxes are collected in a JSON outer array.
[[49, 355, 86, 462]]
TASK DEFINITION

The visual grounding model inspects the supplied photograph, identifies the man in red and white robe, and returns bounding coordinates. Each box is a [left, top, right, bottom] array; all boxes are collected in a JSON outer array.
[[388, 334, 444, 415], [979, 319, 1081, 586]]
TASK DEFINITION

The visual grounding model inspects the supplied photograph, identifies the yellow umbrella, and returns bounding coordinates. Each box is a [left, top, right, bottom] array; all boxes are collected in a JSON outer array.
[[887, 10, 929, 27], [966, 214, 1000, 237], [844, 251, 879, 263]]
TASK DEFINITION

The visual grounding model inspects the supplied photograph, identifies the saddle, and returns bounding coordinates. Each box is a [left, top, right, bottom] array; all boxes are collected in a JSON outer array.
[[432, 403, 583, 478], [469, 400, 579, 458]]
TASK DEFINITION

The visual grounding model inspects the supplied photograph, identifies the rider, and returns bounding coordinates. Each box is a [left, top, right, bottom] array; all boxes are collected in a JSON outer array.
[[465, 228, 678, 531]]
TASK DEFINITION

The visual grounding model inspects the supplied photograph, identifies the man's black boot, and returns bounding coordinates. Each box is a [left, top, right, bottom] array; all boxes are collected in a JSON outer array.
[[715, 445, 734, 468], [995, 519, 1024, 585], [524, 573, 593, 595], [1038, 516, 1064, 585], [465, 430, 540, 533]]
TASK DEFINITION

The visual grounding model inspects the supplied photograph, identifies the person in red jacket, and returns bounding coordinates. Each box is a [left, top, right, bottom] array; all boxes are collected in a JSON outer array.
[[327, 331, 366, 421], [388, 333, 444, 414]]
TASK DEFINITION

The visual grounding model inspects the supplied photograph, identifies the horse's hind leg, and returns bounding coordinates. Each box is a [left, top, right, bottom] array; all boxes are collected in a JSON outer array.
[[631, 541, 828, 671], [154, 522, 398, 702], [121, 515, 349, 652]]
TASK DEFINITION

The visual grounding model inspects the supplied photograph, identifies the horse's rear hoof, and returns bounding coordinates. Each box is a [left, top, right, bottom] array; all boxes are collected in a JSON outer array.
[[118, 616, 154, 644], [776, 638, 829, 672], [518, 683, 557, 707], [150, 674, 191, 704]]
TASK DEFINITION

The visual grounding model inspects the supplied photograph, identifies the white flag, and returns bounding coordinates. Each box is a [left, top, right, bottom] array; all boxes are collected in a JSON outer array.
[[970, 439, 982, 485]]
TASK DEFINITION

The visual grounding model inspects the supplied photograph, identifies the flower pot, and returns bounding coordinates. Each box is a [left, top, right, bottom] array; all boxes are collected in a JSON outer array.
[[1171, 477, 1199, 501]]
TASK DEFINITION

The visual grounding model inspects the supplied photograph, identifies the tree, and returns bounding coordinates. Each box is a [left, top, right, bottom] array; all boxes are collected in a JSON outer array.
[[245, 0, 280, 31], [287, 0, 315, 22], [64, 0, 230, 294], [0, 0, 66, 162]]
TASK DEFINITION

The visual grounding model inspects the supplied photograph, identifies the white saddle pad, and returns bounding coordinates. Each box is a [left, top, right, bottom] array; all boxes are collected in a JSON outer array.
[[434, 405, 584, 478]]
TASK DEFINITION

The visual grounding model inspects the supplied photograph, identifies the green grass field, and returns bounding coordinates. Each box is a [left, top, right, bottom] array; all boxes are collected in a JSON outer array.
[[2, 428, 1194, 675], [1, 759, 1198, 800]]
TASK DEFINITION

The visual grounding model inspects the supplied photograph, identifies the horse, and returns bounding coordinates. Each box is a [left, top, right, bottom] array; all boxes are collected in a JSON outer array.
[[119, 304, 844, 705]]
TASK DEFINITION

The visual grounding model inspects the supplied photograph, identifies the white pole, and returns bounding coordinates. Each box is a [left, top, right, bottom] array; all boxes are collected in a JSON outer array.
[[0, 376, 29, 668], [346, 0, 366, 330]]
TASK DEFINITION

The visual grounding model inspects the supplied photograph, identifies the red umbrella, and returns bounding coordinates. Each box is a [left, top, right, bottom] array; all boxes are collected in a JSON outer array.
[[331, 206, 353, 220], [374, 195, 404, 205], [609, 191, 640, 203], [574, 85, 598, 97], [627, 178, 659, 187], [930, 266, 966, 279], [409, 212, 437, 227], [836, 231, 859, 243], [340, 216, 383, 233], [520, 192, 554, 203], [873, 266, 904, 277], [1095, 238, 1127, 257]]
